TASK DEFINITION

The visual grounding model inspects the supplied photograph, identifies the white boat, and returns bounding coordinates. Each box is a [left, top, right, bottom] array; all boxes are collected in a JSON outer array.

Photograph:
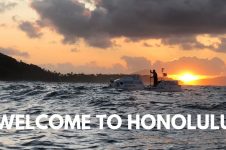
[[147, 80, 182, 92], [109, 76, 145, 90], [110, 76, 182, 92]]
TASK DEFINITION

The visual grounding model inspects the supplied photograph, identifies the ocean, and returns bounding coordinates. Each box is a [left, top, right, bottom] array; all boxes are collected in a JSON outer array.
[[0, 81, 226, 149]]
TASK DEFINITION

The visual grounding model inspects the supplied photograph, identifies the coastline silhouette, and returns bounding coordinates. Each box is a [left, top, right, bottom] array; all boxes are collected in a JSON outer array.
[[0, 53, 130, 83]]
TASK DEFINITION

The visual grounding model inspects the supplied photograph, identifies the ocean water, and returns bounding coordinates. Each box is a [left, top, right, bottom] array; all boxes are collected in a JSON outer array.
[[0, 81, 226, 149]]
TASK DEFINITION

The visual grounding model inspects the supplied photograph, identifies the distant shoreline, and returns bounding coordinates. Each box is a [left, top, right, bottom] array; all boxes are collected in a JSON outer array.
[[0, 52, 134, 83]]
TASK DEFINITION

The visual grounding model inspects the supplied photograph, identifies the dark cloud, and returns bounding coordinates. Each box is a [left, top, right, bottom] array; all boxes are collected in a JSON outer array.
[[0, 2, 17, 13], [161, 36, 216, 50], [85, 34, 115, 48], [0, 47, 29, 58], [18, 21, 43, 38], [31, 0, 226, 50], [143, 42, 161, 48]]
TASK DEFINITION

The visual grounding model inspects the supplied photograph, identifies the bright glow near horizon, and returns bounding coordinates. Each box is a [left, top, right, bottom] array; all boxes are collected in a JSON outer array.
[[170, 73, 207, 85]]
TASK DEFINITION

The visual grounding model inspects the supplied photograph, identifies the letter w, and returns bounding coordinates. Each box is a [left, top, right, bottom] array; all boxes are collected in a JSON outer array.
[[0, 115, 15, 129]]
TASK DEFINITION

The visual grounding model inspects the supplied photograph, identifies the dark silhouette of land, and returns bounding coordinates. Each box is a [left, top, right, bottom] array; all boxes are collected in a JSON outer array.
[[0, 53, 128, 83]]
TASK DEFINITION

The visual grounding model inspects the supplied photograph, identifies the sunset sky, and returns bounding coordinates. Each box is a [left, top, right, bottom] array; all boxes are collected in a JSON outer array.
[[1, 0, 226, 84]]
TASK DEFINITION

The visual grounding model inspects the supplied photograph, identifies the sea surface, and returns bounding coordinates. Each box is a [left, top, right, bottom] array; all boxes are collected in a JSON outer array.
[[0, 81, 226, 149]]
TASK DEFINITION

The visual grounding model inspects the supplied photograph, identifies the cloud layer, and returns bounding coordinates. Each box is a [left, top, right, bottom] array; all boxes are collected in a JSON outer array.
[[30, 0, 226, 51], [42, 56, 151, 74], [121, 56, 150, 72], [42, 62, 126, 74], [42, 56, 226, 76]]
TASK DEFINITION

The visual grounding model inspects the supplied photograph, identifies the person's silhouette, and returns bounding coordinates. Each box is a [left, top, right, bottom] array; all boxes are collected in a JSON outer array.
[[150, 69, 158, 87]]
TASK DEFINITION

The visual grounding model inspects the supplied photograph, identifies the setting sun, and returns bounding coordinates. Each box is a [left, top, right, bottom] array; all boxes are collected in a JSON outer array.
[[178, 73, 199, 83], [169, 73, 207, 85]]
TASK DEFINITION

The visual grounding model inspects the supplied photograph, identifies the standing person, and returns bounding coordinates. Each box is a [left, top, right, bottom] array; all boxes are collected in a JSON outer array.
[[150, 69, 158, 87]]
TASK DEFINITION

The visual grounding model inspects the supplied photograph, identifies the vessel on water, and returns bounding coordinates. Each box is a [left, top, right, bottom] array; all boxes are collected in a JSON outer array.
[[109, 76, 145, 90], [147, 80, 182, 92], [109, 68, 182, 92]]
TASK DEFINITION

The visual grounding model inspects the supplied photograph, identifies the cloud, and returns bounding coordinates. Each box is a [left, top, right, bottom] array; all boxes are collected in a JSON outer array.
[[143, 42, 153, 48], [70, 48, 79, 53], [161, 36, 214, 50], [215, 38, 226, 52], [121, 56, 151, 72], [160, 36, 226, 52], [0, 47, 29, 58], [152, 57, 226, 76], [0, 2, 17, 13], [18, 21, 43, 38], [12, 15, 20, 22], [0, 24, 6, 27], [42, 56, 151, 74], [30, 0, 226, 51], [143, 42, 161, 48], [42, 62, 126, 74], [41, 56, 226, 76], [85, 34, 115, 48], [121, 56, 226, 76]]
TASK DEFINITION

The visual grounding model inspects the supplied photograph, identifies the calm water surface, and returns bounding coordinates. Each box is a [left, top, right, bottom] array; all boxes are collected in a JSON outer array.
[[0, 81, 226, 149]]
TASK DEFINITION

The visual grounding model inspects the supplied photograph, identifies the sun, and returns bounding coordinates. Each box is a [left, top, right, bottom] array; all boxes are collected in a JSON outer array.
[[178, 73, 199, 83], [169, 72, 205, 85]]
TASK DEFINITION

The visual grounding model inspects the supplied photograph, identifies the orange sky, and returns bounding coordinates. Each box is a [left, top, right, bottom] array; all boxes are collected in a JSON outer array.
[[1, 0, 226, 85]]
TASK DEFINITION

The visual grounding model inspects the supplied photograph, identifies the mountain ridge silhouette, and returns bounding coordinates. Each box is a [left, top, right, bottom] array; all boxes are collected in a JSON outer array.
[[0, 53, 127, 82]]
